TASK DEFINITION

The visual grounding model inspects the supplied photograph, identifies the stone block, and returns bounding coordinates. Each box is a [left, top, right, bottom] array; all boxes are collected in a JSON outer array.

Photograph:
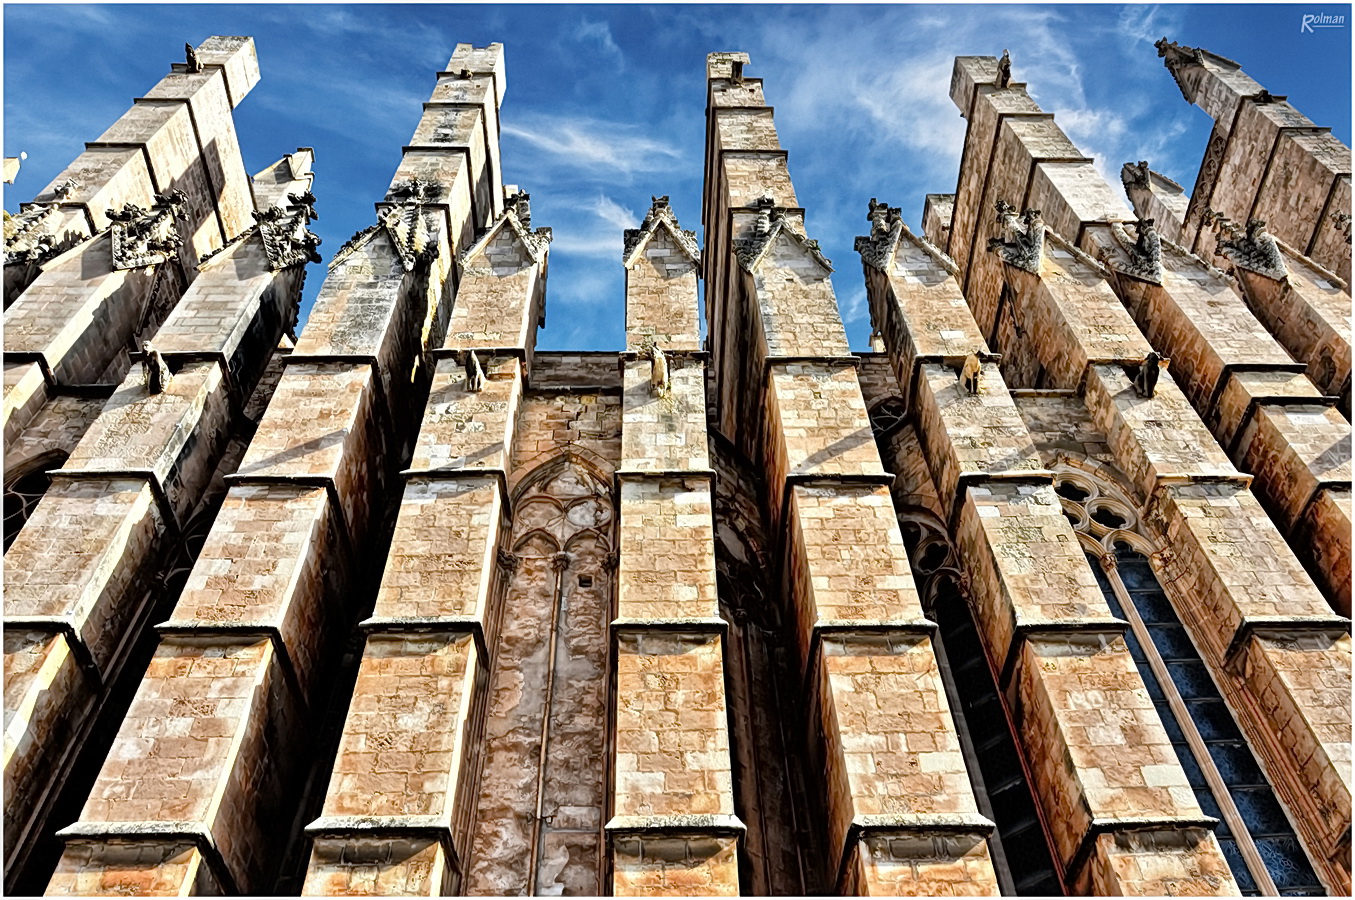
[[4, 478, 162, 674], [64, 361, 232, 520], [315, 634, 480, 827], [46, 840, 223, 897], [618, 477, 718, 620], [613, 632, 734, 819], [912, 361, 1044, 506], [1299, 486, 1351, 616], [785, 484, 925, 661], [411, 356, 521, 474], [69, 635, 300, 893], [955, 482, 1115, 664], [3, 361, 49, 448], [160, 484, 338, 699], [444, 229, 543, 351], [1083, 364, 1238, 500], [371, 477, 503, 621], [1015, 633, 1206, 871], [3, 630, 94, 869], [193, 36, 260, 108], [813, 632, 988, 879], [3, 235, 157, 387], [622, 359, 709, 473], [1236, 402, 1350, 532], [236, 361, 384, 542], [1079, 828, 1236, 896]]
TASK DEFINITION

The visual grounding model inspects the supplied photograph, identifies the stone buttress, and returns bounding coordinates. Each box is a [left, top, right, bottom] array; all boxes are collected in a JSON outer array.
[[4, 37, 261, 451], [301, 185, 550, 894], [857, 205, 1237, 894], [1089, 211, 1352, 619], [42, 43, 504, 896], [1154, 39, 1351, 285], [3, 37, 308, 890], [704, 52, 1000, 895], [943, 53, 1351, 894], [607, 197, 742, 895]]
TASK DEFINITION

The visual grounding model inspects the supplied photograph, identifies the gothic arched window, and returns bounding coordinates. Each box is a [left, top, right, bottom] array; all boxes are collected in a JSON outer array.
[[3, 453, 63, 552], [1057, 467, 1326, 897]]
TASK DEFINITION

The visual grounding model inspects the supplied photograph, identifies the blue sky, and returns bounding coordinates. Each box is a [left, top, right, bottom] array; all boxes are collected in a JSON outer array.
[[5, 4, 1351, 351]]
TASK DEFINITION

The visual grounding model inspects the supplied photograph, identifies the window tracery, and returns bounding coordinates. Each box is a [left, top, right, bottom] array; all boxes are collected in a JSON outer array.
[[1055, 463, 1325, 897]]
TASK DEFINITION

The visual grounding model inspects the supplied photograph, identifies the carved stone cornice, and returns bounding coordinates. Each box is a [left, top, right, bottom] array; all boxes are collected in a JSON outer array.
[[986, 199, 1044, 274], [387, 177, 444, 205], [733, 196, 832, 274], [622, 195, 700, 268], [4, 203, 62, 266], [1208, 212, 1287, 281], [1108, 219, 1163, 285], [108, 191, 186, 270]]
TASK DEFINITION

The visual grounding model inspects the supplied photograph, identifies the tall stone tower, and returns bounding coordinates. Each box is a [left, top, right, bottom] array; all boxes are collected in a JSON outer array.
[[3, 34, 1349, 899]]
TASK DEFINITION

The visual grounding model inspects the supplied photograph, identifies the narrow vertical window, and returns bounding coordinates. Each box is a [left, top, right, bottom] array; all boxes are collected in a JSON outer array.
[[1090, 545, 1326, 897]]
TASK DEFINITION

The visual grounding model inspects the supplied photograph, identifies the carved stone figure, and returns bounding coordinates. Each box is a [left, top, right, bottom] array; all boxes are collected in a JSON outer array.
[[142, 340, 171, 394], [1109, 218, 1164, 284], [185, 42, 203, 74], [987, 200, 1044, 273], [997, 50, 1012, 88], [108, 191, 186, 270], [288, 190, 319, 221], [1214, 216, 1287, 280], [464, 349, 485, 392], [646, 342, 670, 395], [960, 354, 982, 395], [1132, 351, 1169, 398]]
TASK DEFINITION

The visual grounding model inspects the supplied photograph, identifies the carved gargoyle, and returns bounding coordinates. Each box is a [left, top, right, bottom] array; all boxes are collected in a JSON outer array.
[[987, 200, 1044, 273], [1214, 216, 1286, 281], [464, 349, 485, 392], [255, 205, 323, 270], [49, 179, 79, 201], [996, 50, 1012, 89], [108, 191, 186, 270], [960, 354, 983, 395], [142, 340, 172, 394], [288, 190, 319, 221], [185, 42, 203, 74], [646, 342, 670, 396], [1122, 160, 1151, 190], [506, 190, 532, 229], [1132, 351, 1169, 399], [1108, 218, 1163, 284], [4, 204, 60, 266], [1332, 211, 1353, 246]]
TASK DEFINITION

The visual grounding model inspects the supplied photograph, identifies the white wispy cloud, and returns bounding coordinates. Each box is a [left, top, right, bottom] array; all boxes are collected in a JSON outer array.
[[503, 115, 684, 178], [573, 20, 624, 67]]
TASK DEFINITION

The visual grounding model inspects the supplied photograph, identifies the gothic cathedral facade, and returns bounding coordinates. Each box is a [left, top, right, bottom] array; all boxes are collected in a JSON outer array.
[[3, 36, 1351, 897]]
